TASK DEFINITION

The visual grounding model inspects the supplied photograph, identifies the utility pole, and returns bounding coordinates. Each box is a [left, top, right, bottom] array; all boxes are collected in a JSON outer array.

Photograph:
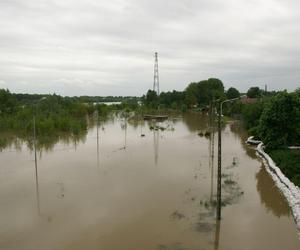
[[217, 102, 222, 220], [153, 52, 160, 95], [216, 96, 244, 220], [210, 101, 215, 203]]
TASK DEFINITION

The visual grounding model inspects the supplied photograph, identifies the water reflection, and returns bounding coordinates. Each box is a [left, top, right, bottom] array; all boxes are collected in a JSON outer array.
[[229, 121, 257, 159], [96, 114, 100, 169], [214, 219, 221, 250], [182, 112, 210, 132], [35, 161, 41, 216], [153, 129, 159, 166], [0, 130, 87, 156], [1, 113, 299, 250], [256, 166, 290, 217], [229, 120, 290, 217], [209, 111, 216, 203]]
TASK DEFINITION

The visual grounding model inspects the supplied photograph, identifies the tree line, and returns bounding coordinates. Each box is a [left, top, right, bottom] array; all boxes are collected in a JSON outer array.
[[142, 78, 300, 150]]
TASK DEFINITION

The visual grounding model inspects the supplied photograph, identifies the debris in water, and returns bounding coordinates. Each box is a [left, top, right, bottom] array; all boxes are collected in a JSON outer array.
[[204, 131, 210, 137], [232, 157, 238, 165], [193, 222, 214, 233], [197, 132, 204, 137], [224, 179, 236, 185], [171, 211, 185, 220]]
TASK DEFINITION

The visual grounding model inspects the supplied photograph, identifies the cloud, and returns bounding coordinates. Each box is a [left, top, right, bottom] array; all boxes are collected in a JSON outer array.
[[0, 0, 299, 96]]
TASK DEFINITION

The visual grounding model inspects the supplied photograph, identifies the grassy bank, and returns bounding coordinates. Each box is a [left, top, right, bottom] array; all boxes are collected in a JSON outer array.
[[265, 148, 300, 187]]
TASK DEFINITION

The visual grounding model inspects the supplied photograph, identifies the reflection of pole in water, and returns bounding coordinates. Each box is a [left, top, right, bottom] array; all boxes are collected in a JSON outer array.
[[33, 116, 40, 215], [153, 127, 159, 166], [140, 117, 143, 136], [214, 219, 221, 250], [124, 118, 127, 149], [97, 111, 100, 168], [74, 138, 77, 151]]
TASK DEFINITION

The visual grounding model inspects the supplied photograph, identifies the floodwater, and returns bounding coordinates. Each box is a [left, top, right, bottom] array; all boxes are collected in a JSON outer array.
[[0, 113, 299, 250]]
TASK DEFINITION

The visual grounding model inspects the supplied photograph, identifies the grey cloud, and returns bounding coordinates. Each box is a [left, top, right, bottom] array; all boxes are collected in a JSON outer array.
[[0, 0, 299, 96]]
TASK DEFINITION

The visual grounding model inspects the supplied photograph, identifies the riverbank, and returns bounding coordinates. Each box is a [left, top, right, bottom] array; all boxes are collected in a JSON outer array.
[[246, 136, 300, 228]]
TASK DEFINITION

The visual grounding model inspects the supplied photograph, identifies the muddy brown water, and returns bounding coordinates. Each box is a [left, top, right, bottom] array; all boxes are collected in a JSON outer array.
[[0, 113, 299, 250]]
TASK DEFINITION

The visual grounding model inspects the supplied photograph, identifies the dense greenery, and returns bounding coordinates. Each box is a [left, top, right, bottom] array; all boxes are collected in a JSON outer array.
[[142, 78, 225, 110], [259, 92, 300, 148], [266, 148, 300, 187], [0, 90, 87, 136], [240, 102, 264, 135], [226, 87, 240, 99], [13, 93, 139, 106], [0, 89, 141, 142], [185, 78, 225, 107], [247, 86, 263, 98], [226, 90, 300, 149], [1, 81, 300, 186], [227, 89, 300, 186]]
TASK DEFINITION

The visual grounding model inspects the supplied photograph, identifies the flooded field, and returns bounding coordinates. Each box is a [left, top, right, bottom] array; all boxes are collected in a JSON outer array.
[[0, 113, 299, 250]]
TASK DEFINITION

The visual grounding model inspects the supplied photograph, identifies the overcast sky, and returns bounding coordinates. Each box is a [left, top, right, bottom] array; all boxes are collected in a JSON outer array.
[[0, 0, 299, 96]]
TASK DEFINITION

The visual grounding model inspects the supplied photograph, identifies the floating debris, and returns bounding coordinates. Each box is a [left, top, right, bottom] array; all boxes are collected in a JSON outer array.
[[193, 222, 214, 233], [232, 157, 238, 165], [171, 211, 185, 220], [224, 179, 236, 185], [204, 131, 211, 137]]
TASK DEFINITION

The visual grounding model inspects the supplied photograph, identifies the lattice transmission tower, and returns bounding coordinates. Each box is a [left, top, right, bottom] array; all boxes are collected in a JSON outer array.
[[153, 52, 160, 95]]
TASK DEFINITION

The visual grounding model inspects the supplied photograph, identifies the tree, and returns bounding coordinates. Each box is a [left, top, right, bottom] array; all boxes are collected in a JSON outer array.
[[0, 89, 17, 114], [185, 82, 198, 107], [184, 78, 225, 107], [258, 92, 300, 148], [159, 90, 185, 108], [226, 87, 240, 99], [144, 89, 158, 108], [247, 87, 262, 98]]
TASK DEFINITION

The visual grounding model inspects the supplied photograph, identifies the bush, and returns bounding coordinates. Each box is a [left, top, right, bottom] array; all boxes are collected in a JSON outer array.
[[259, 92, 300, 148], [266, 148, 300, 187]]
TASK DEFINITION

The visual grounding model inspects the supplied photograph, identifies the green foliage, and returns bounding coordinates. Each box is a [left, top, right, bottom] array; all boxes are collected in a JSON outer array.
[[0, 89, 89, 137], [143, 89, 159, 109], [226, 87, 240, 99], [185, 78, 225, 107], [247, 87, 263, 98], [266, 148, 300, 187], [242, 102, 264, 135], [259, 92, 300, 148], [0, 89, 18, 114], [120, 99, 139, 111]]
